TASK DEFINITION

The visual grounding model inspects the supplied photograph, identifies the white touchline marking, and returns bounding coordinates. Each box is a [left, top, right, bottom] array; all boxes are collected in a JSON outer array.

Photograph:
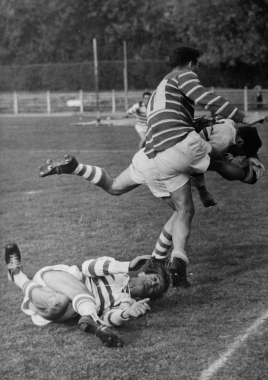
[[199, 309, 268, 380], [26, 190, 44, 195]]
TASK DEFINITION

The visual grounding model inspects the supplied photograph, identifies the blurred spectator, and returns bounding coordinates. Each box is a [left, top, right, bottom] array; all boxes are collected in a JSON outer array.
[[254, 85, 263, 109], [127, 92, 151, 150]]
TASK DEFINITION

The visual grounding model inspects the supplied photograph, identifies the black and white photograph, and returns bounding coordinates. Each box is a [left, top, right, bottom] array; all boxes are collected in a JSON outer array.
[[0, 1, 267, 379]]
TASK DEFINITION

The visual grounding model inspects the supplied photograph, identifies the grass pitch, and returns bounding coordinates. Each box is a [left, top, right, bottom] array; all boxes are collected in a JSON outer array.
[[0, 115, 267, 380]]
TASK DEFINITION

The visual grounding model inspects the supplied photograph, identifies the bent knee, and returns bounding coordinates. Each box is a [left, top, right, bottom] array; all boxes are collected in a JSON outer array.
[[44, 292, 69, 321]]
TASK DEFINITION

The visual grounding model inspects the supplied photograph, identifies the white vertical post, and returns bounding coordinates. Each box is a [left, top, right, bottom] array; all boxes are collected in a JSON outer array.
[[46, 91, 51, 114], [79, 90, 84, 114], [244, 86, 248, 112], [112, 89, 116, 114], [13, 91, 18, 115], [210, 86, 214, 93], [93, 38, 100, 123], [123, 40, 128, 112]]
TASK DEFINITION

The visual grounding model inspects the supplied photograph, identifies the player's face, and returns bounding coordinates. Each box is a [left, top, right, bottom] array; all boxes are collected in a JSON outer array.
[[143, 95, 151, 106], [134, 273, 164, 298]]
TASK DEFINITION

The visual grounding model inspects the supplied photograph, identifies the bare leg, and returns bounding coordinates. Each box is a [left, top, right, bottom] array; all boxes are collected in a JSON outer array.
[[42, 271, 124, 347], [190, 173, 217, 207], [5, 243, 124, 348], [43, 271, 92, 300], [5, 243, 69, 321], [40, 156, 140, 195], [138, 131, 146, 150], [108, 167, 140, 195], [28, 286, 69, 321], [162, 196, 176, 210], [168, 180, 194, 288], [170, 180, 194, 252]]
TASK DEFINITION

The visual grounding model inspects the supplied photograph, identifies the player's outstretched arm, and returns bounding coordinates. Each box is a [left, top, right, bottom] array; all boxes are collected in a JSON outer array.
[[82, 257, 130, 277], [121, 299, 151, 319], [129, 255, 152, 271]]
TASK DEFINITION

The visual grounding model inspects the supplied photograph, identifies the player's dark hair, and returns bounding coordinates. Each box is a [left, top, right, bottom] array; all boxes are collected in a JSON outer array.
[[143, 91, 152, 98], [142, 258, 170, 300], [237, 126, 262, 158], [169, 46, 200, 69], [129, 258, 170, 300]]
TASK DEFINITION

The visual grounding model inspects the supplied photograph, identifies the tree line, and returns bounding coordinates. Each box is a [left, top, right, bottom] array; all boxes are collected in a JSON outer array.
[[0, 0, 267, 89]]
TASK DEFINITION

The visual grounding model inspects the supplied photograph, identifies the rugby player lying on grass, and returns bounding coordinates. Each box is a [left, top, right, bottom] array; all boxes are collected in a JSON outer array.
[[39, 121, 264, 288], [5, 243, 169, 348]]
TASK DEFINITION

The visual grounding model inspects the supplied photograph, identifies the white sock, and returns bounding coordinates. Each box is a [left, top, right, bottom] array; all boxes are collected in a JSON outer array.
[[13, 271, 30, 289]]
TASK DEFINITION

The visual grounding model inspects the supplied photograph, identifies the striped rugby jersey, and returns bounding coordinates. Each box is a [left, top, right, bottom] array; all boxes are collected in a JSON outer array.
[[81, 257, 135, 327], [144, 70, 245, 158], [127, 102, 147, 127]]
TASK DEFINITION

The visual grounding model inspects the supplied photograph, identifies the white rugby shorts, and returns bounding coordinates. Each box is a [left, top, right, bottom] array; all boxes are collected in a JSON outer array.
[[129, 122, 236, 196], [135, 124, 147, 135], [21, 264, 81, 326], [153, 131, 212, 193], [129, 149, 170, 198]]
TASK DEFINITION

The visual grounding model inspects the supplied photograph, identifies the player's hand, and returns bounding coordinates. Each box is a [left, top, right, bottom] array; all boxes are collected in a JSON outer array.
[[242, 113, 267, 126], [193, 115, 216, 132], [122, 299, 151, 319], [249, 157, 265, 179], [224, 154, 246, 166], [129, 255, 151, 271]]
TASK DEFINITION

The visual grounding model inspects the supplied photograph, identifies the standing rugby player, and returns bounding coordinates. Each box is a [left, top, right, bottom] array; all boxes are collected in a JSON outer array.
[[127, 92, 151, 150], [144, 46, 266, 285]]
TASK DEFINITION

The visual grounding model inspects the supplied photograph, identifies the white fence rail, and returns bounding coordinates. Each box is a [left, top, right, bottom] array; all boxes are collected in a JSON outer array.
[[0, 88, 267, 115]]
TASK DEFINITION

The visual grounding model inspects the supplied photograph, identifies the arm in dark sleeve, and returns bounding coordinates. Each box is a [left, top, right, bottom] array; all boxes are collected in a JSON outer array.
[[177, 71, 245, 123]]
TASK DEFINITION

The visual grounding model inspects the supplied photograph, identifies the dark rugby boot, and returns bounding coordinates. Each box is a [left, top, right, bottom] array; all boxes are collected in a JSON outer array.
[[169, 258, 191, 288], [5, 243, 23, 281], [39, 155, 79, 177], [78, 315, 124, 348]]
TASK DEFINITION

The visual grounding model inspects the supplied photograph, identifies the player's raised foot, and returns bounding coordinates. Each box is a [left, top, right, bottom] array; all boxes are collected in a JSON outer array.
[[78, 315, 124, 348], [5, 243, 23, 281], [197, 187, 217, 208], [169, 258, 191, 288], [200, 192, 217, 208], [39, 155, 79, 178]]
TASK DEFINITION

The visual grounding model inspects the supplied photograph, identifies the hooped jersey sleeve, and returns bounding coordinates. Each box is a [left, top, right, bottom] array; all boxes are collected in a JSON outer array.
[[101, 296, 136, 326], [176, 71, 245, 123], [81, 256, 130, 278]]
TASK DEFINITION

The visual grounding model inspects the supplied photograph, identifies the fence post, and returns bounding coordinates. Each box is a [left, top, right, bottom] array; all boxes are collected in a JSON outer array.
[[13, 92, 18, 115], [93, 38, 100, 123], [244, 86, 248, 112], [123, 40, 128, 112], [112, 90, 116, 114], [79, 90, 84, 114], [46, 91, 51, 114], [210, 86, 214, 93]]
